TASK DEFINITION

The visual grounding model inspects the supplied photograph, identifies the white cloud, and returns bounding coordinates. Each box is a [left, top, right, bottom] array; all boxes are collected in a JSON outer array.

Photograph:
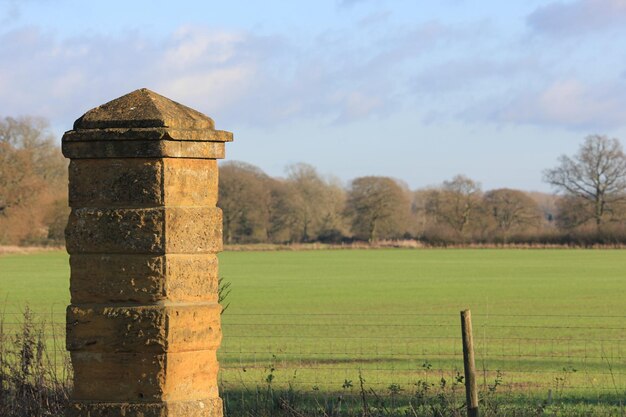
[[1, 2, 19, 24], [3, 14, 623, 135], [527, 0, 626, 36], [0, 27, 279, 127], [0, 21, 461, 129], [413, 56, 537, 94], [491, 79, 626, 130], [337, 0, 378, 8], [159, 66, 256, 110], [165, 27, 245, 69], [332, 91, 385, 122]]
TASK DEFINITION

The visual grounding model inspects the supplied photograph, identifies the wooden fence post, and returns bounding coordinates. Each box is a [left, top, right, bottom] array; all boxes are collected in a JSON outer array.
[[461, 309, 479, 417]]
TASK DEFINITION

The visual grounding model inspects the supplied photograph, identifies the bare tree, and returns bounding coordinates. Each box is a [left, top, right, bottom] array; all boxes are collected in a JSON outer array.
[[553, 194, 594, 230], [285, 163, 345, 242], [410, 188, 434, 239], [544, 135, 626, 228], [345, 176, 410, 242], [0, 116, 67, 244], [266, 179, 299, 243], [426, 175, 483, 237], [218, 161, 272, 244], [316, 177, 348, 242], [483, 189, 542, 239]]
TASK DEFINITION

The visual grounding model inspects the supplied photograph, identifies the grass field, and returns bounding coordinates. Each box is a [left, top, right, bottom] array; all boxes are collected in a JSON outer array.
[[1, 249, 625, 406]]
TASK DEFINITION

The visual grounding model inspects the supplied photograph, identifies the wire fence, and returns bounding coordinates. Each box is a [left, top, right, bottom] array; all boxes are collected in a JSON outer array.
[[1, 310, 625, 401], [217, 312, 626, 399]]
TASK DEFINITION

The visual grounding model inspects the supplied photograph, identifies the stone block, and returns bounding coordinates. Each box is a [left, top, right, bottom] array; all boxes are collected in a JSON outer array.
[[67, 303, 222, 353], [70, 254, 218, 304], [62, 126, 233, 142], [69, 159, 218, 208], [164, 207, 223, 254], [66, 207, 164, 253], [71, 350, 220, 402], [162, 255, 219, 303], [62, 139, 226, 159], [67, 398, 223, 417], [162, 159, 218, 207], [69, 159, 162, 208], [65, 207, 222, 254]]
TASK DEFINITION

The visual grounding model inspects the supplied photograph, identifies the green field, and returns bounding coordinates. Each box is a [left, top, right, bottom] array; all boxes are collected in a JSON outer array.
[[1, 249, 625, 403]]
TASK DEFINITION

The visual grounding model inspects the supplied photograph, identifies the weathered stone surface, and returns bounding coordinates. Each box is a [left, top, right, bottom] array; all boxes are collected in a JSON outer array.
[[69, 159, 218, 208], [67, 303, 222, 352], [66, 207, 164, 253], [162, 255, 219, 303], [71, 350, 219, 401], [165, 398, 222, 417], [164, 207, 223, 254], [62, 138, 227, 159], [69, 158, 162, 207], [67, 398, 222, 417], [70, 254, 218, 304], [162, 159, 218, 207], [65, 89, 228, 416], [66, 207, 222, 254], [61, 89, 233, 160], [62, 127, 233, 142], [73, 88, 216, 130]]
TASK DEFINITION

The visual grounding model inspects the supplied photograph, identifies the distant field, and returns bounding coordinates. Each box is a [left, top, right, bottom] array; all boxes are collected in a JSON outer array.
[[1, 249, 625, 402]]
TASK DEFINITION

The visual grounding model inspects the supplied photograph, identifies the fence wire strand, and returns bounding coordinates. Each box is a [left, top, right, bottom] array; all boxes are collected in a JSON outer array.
[[3, 311, 624, 397]]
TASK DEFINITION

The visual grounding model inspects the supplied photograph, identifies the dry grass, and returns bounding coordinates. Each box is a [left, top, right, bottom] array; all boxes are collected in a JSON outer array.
[[0, 307, 71, 417], [0, 246, 64, 256], [3, 240, 625, 256], [223, 240, 426, 251], [223, 240, 626, 251]]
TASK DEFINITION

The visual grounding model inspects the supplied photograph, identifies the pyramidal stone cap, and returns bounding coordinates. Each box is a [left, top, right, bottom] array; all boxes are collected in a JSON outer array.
[[62, 88, 233, 159], [73, 88, 215, 130]]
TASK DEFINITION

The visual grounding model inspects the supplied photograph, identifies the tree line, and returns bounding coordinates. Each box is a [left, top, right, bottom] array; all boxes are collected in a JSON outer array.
[[0, 117, 67, 245], [219, 135, 626, 245], [1, 116, 625, 246]]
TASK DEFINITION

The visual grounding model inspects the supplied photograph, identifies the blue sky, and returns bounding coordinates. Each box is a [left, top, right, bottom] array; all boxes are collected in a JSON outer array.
[[2, 0, 626, 191]]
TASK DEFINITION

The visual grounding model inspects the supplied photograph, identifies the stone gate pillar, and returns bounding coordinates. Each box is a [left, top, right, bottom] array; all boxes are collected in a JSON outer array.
[[62, 88, 232, 417]]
